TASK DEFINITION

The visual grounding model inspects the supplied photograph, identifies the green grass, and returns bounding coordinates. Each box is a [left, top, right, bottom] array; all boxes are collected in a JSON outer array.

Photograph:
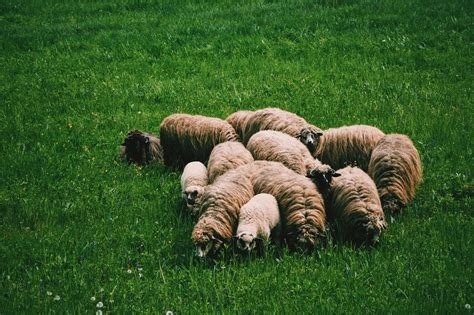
[[1, 0, 473, 313]]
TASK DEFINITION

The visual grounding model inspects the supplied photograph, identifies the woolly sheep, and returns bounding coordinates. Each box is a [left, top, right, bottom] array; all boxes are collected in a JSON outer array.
[[235, 193, 280, 254], [368, 134, 422, 214], [192, 171, 254, 258], [181, 161, 208, 217], [250, 161, 327, 251], [207, 141, 254, 184], [314, 125, 385, 171], [120, 130, 163, 165], [247, 130, 340, 190], [160, 113, 240, 169], [192, 161, 327, 256], [327, 166, 386, 245], [226, 108, 323, 153]]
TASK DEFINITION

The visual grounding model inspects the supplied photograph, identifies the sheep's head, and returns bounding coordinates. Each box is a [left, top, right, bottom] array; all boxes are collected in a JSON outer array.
[[183, 186, 204, 215], [298, 128, 323, 151], [234, 232, 264, 255], [381, 195, 405, 214], [192, 228, 224, 258], [307, 164, 341, 192], [349, 212, 386, 246], [122, 130, 152, 165], [287, 224, 324, 253]]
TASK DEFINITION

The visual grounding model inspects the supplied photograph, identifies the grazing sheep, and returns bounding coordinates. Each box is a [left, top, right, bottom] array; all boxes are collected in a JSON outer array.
[[120, 130, 163, 165], [327, 166, 386, 245], [160, 113, 240, 169], [368, 134, 423, 214], [192, 161, 327, 256], [226, 108, 323, 153], [247, 130, 340, 191], [249, 161, 327, 252], [181, 162, 208, 216], [192, 171, 254, 258], [235, 193, 280, 255], [314, 125, 385, 171], [207, 141, 254, 184]]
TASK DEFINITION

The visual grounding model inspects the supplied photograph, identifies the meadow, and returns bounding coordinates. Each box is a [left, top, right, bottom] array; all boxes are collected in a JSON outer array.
[[0, 0, 473, 313]]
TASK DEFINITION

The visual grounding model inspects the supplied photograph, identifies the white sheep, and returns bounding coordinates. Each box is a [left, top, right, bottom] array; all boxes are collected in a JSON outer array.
[[180, 161, 208, 217], [235, 193, 280, 255]]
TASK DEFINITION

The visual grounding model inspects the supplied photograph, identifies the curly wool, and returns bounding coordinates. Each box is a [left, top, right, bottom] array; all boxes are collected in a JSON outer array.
[[207, 141, 254, 184], [181, 161, 208, 216], [247, 130, 326, 176], [192, 171, 255, 249], [314, 125, 385, 171], [236, 193, 280, 242], [247, 161, 327, 251], [225, 110, 254, 141], [368, 134, 422, 214], [226, 108, 323, 148], [159, 113, 240, 169], [328, 166, 386, 245]]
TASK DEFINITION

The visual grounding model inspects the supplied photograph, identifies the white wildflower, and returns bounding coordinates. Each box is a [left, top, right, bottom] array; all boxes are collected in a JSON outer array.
[[139, 273, 143, 278], [109, 299, 114, 304], [166, 311, 173, 315], [53, 295, 60, 301], [96, 301, 104, 308], [127, 269, 132, 274], [96, 310, 103, 315], [99, 288, 104, 293], [91, 296, 96, 302], [47, 291, 52, 296], [465, 304, 471, 310]]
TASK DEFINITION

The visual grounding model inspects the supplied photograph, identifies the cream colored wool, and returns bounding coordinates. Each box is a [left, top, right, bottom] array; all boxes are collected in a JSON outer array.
[[368, 134, 422, 214], [226, 108, 323, 152], [181, 161, 208, 216], [314, 125, 385, 171], [235, 193, 280, 253], [159, 113, 239, 169], [328, 166, 386, 245], [247, 130, 330, 176], [192, 160, 326, 256], [207, 141, 254, 184]]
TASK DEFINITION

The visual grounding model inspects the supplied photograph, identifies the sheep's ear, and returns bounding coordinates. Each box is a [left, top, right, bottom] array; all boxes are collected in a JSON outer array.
[[314, 131, 323, 136], [332, 171, 341, 178], [211, 235, 224, 244]]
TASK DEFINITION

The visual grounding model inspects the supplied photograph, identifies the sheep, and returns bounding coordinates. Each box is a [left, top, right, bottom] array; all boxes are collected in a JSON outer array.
[[119, 130, 163, 165], [192, 171, 254, 258], [226, 108, 323, 153], [180, 161, 208, 217], [368, 134, 423, 214], [327, 166, 386, 245], [234, 193, 280, 255], [313, 125, 385, 172], [159, 113, 240, 169], [246, 130, 340, 191], [207, 141, 254, 184], [249, 161, 327, 252], [192, 161, 327, 256], [225, 110, 254, 141]]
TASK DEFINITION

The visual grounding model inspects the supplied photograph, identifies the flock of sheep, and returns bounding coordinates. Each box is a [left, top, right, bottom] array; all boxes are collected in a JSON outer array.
[[120, 108, 422, 257]]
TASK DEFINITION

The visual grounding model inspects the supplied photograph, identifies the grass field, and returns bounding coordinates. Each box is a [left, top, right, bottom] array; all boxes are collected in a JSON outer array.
[[1, 0, 473, 313]]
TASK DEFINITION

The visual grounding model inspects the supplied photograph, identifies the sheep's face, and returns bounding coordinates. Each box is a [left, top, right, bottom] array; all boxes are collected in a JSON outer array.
[[193, 232, 224, 258], [381, 195, 405, 214], [351, 214, 386, 246], [123, 131, 151, 165], [299, 128, 323, 151], [287, 225, 323, 253], [307, 165, 341, 192], [183, 186, 204, 211], [235, 232, 257, 253]]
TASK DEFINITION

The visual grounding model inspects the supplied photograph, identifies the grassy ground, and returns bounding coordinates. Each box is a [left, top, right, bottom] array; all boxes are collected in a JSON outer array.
[[1, 0, 473, 313]]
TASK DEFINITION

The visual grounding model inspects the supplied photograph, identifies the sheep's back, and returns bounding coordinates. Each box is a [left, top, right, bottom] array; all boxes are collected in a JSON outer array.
[[368, 134, 422, 204], [207, 141, 254, 183], [315, 125, 385, 171]]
